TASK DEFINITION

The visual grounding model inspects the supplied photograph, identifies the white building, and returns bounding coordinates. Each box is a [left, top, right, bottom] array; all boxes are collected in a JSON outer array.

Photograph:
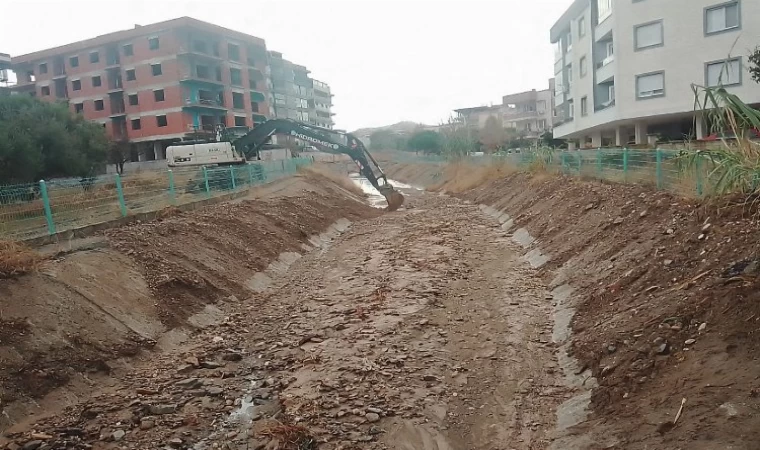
[[551, 0, 760, 147]]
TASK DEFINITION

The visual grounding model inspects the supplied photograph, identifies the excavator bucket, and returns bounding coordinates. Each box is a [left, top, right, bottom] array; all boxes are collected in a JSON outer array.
[[379, 186, 405, 212]]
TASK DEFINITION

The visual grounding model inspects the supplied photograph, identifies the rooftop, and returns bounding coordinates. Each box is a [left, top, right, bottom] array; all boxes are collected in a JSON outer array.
[[550, 0, 587, 43], [12, 17, 266, 64]]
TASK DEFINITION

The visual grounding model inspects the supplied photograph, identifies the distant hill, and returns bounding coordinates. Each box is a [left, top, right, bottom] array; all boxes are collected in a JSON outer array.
[[352, 121, 431, 137]]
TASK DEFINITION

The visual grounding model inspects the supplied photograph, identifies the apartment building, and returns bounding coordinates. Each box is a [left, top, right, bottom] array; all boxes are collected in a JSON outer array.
[[310, 80, 335, 129], [551, 0, 760, 148], [455, 80, 555, 139], [268, 52, 310, 122], [501, 82, 555, 139], [10, 17, 271, 161]]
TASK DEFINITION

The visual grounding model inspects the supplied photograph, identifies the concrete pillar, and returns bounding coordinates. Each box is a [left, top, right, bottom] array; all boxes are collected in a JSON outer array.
[[591, 131, 603, 148], [634, 122, 647, 145], [615, 126, 624, 147], [153, 141, 162, 160], [695, 113, 706, 140], [568, 141, 577, 151], [138, 143, 147, 162]]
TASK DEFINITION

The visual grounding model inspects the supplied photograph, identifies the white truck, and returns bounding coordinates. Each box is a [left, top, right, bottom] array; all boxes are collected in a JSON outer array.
[[166, 142, 246, 167]]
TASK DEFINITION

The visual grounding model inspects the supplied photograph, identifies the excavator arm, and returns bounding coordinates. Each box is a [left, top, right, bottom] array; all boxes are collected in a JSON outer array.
[[232, 119, 404, 211]]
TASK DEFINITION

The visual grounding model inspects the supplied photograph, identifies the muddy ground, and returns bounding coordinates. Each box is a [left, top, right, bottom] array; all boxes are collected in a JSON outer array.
[[2, 161, 759, 450]]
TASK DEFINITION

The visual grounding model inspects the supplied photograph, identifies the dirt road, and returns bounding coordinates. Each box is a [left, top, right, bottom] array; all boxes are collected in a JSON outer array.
[[3, 185, 570, 450]]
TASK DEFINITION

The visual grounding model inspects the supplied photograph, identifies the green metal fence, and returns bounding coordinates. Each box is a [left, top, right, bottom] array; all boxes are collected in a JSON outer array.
[[395, 148, 710, 198], [0, 158, 312, 241]]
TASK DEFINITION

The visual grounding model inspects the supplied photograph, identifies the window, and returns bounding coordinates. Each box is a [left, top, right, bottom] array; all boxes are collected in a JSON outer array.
[[598, 0, 613, 22], [151, 64, 162, 76], [149, 37, 159, 50], [70, 56, 79, 68], [581, 96, 588, 116], [131, 118, 141, 130], [580, 56, 588, 77], [126, 69, 136, 81], [72, 79, 81, 91], [251, 101, 260, 112], [706, 58, 742, 87], [123, 44, 133, 56], [636, 71, 665, 99], [567, 31, 573, 51], [128, 94, 139, 105], [230, 68, 242, 86], [92, 76, 102, 87], [74, 103, 84, 114], [635, 20, 664, 50], [90, 52, 99, 64], [154, 89, 165, 102], [249, 79, 257, 90], [41, 86, 50, 96], [94, 99, 105, 111], [578, 16, 586, 38], [156, 115, 168, 127], [705, 1, 740, 35], [232, 92, 245, 109], [196, 65, 210, 79], [234, 116, 246, 126], [228, 43, 240, 61], [568, 100, 575, 118], [39, 63, 48, 74]]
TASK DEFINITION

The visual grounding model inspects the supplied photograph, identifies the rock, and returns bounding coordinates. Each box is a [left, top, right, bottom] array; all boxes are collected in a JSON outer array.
[[684, 339, 696, 346], [418, 319, 430, 326], [585, 203, 595, 211], [719, 402, 740, 418], [366, 407, 384, 414], [168, 438, 183, 447], [653, 337, 664, 345], [212, 336, 224, 343], [200, 361, 224, 369], [149, 404, 178, 415], [657, 342, 670, 355], [139, 419, 155, 430], [613, 217, 624, 225], [29, 434, 51, 441], [184, 356, 200, 367], [421, 375, 439, 382], [663, 259, 673, 266], [176, 378, 203, 389], [600, 366, 614, 377], [222, 352, 243, 362], [136, 387, 159, 395], [665, 228, 674, 235], [6, 443, 20, 450], [22, 441, 42, 450], [177, 364, 195, 374], [702, 223, 712, 232], [698, 322, 707, 332], [205, 386, 224, 397], [249, 440, 267, 450], [112, 430, 126, 442], [639, 210, 648, 218], [698, 233, 706, 240], [607, 344, 617, 354], [365, 412, 381, 423]]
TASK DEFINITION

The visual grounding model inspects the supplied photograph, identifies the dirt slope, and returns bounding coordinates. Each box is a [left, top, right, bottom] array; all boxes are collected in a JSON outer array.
[[0, 170, 379, 433], [388, 163, 760, 449]]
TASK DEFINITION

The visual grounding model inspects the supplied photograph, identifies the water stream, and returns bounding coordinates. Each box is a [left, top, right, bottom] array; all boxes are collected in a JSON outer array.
[[349, 173, 419, 209]]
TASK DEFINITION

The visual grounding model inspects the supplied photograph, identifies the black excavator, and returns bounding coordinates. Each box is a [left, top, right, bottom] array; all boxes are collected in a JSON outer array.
[[227, 119, 404, 211]]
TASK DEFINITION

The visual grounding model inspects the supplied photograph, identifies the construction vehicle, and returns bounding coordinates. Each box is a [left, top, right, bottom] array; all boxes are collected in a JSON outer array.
[[166, 119, 404, 211]]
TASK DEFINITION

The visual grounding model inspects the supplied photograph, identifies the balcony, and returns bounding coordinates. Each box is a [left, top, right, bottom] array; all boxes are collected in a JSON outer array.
[[595, 15, 614, 43], [596, 57, 615, 84]]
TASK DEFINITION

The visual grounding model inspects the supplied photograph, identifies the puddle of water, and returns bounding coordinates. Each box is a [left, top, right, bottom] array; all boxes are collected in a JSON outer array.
[[229, 380, 259, 424], [350, 174, 419, 209]]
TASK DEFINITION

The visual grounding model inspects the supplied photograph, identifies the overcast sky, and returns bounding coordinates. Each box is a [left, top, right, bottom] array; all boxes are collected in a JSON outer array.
[[2, 0, 573, 130]]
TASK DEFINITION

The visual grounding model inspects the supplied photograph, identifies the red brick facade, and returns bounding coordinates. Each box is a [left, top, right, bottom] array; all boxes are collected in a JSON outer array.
[[11, 17, 272, 159]]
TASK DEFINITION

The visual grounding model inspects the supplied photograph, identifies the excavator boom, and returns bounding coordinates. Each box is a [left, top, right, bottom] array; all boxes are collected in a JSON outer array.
[[231, 119, 404, 211]]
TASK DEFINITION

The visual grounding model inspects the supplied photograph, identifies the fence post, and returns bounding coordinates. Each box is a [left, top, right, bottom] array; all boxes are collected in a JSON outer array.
[[114, 174, 127, 217], [695, 156, 704, 197], [202, 167, 211, 197], [596, 148, 602, 177], [655, 149, 663, 190], [577, 152, 582, 174], [623, 148, 629, 182], [168, 169, 177, 205], [248, 164, 254, 185], [561, 152, 567, 174], [230, 166, 237, 190], [38, 180, 56, 235], [281, 159, 286, 174]]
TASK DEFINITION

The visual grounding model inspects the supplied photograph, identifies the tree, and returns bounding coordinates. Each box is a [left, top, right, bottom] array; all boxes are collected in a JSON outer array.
[[478, 115, 507, 152], [407, 130, 441, 154], [540, 130, 567, 149], [749, 46, 760, 84], [0, 95, 109, 183], [439, 115, 477, 158], [108, 139, 132, 175]]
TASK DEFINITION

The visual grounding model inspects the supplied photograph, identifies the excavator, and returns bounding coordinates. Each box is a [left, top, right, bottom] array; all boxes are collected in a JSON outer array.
[[167, 119, 404, 211]]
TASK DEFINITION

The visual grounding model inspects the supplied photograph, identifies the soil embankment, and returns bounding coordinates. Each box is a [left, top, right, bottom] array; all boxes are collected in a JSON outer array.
[[386, 161, 760, 449], [0, 169, 379, 435]]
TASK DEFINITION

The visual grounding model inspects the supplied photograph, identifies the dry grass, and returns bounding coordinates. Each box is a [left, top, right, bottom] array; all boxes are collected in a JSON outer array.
[[0, 240, 43, 278], [430, 161, 517, 193], [257, 422, 316, 450], [299, 164, 366, 198]]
